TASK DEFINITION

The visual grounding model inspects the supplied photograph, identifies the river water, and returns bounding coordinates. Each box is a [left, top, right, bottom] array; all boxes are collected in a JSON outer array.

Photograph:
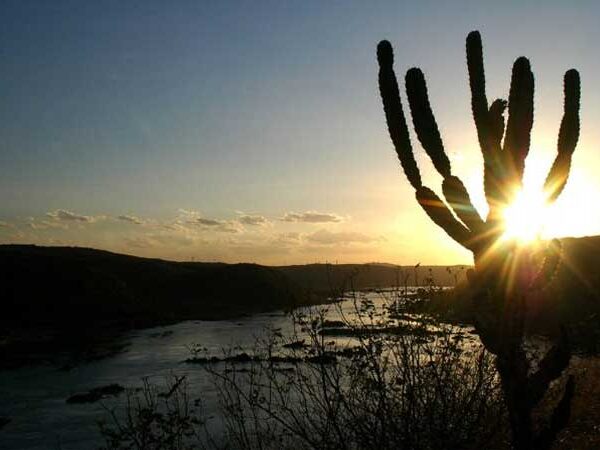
[[0, 289, 454, 450]]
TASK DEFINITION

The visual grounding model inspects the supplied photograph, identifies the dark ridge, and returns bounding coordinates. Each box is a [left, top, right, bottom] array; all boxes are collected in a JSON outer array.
[[0, 244, 308, 329], [0, 244, 467, 330]]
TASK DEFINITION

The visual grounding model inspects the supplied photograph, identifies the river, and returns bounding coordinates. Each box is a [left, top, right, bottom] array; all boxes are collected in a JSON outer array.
[[0, 289, 456, 449]]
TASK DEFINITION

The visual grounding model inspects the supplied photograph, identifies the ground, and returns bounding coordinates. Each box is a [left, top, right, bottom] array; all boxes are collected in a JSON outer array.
[[554, 356, 600, 449]]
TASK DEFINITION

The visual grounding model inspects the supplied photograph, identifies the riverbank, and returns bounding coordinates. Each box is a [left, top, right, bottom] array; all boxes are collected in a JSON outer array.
[[0, 245, 460, 369]]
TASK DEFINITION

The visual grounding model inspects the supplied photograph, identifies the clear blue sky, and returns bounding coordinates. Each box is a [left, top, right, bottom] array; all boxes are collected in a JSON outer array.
[[1, 1, 599, 264]]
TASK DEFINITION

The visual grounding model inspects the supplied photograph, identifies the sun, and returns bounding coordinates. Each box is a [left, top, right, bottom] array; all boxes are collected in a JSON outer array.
[[502, 187, 549, 243]]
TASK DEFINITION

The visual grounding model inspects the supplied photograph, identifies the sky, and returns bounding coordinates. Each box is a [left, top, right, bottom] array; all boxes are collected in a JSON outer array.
[[2, 0, 600, 265]]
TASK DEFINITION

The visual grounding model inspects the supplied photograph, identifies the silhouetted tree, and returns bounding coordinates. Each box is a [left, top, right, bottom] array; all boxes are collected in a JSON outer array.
[[377, 31, 579, 450]]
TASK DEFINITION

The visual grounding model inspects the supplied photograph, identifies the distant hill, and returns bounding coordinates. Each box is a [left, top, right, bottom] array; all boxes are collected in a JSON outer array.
[[0, 245, 468, 330], [278, 263, 468, 293], [1, 239, 600, 366], [2, 237, 599, 331], [0, 245, 472, 368], [0, 245, 305, 329]]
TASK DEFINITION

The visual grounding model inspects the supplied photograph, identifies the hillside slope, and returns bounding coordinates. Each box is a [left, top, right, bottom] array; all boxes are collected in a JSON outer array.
[[279, 263, 468, 293], [0, 245, 304, 328], [3, 237, 599, 330]]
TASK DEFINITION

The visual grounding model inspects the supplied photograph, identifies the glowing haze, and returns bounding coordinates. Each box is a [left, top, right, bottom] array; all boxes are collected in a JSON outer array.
[[2, 1, 600, 265]]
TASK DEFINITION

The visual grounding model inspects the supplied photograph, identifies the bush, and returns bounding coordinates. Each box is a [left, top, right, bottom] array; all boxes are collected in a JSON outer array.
[[98, 375, 208, 450], [209, 291, 506, 449], [99, 291, 506, 449]]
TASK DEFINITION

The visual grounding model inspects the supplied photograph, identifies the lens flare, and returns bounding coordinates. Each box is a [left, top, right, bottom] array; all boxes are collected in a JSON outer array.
[[502, 188, 548, 243]]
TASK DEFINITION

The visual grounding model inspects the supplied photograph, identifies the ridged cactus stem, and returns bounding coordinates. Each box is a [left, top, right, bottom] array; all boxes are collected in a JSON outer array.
[[489, 98, 508, 145], [415, 186, 473, 250], [530, 239, 562, 289], [441, 176, 485, 234], [377, 41, 422, 190], [466, 31, 491, 151], [544, 69, 581, 202], [377, 31, 581, 450], [466, 31, 506, 214], [403, 66, 485, 236], [504, 57, 535, 185], [404, 67, 452, 178], [378, 40, 478, 250]]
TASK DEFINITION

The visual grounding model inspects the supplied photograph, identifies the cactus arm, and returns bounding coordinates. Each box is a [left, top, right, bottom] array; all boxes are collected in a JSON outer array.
[[544, 69, 581, 203], [466, 31, 491, 152], [489, 98, 507, 146], [416, 186, 474, 250], [442, 175, 485, 233], [466, 31, 506, 215], [504, 57, 535, 186], [530, 239, 562, 290], [404, 67, 452, 178], [377, 40, 422, 189], [403, 67, 485, 232], [378, 40, 475, 250]]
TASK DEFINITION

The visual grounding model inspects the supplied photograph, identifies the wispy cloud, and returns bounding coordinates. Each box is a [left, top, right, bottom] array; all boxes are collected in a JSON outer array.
[[238, 214, 268, 226], [27, 219, 68, 230], [281, 211, 342, 223], [47, 209, 100, 223], [305, 229, 376, 245], [278, 231, 301, 241], [124, 236, 155, 249], [185, 217, 241, 233], [192, 217, 222, 226], [117, 214, 144, 225], [178, 209, 242, 233], [178, 209, 198, 217], [271, 232, 302, 247]]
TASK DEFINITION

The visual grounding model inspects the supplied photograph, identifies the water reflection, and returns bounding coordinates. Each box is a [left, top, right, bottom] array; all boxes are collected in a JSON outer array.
[[1, 289, 461, 449]]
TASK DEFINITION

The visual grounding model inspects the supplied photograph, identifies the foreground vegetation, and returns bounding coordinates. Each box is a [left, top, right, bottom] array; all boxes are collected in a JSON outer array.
[[95, 286, 600, 449], [98, 293, 506, 450]]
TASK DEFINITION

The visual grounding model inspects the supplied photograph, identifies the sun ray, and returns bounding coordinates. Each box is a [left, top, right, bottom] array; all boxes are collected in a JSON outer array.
[[502, 187, 548, 243]]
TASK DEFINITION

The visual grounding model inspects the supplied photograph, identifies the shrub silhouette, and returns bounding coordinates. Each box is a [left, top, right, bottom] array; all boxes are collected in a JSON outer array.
[[206, 300, 504, 450], [377, 31, 580, 450], [99, 297, 505, 450]]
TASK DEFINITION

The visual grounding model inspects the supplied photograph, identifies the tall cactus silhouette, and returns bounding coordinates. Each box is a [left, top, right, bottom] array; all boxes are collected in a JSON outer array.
[[377, 31, 580, 450]]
